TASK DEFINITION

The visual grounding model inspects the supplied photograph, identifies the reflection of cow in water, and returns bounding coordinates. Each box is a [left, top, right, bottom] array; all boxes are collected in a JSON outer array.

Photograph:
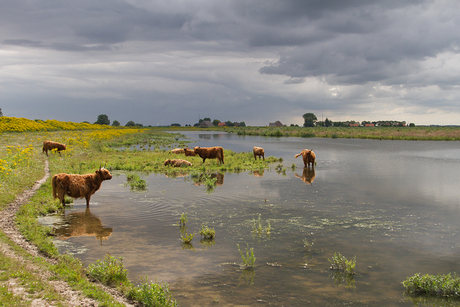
[[54, 208, 113, 245], [193, 173, 224, 187], [295, 167, 316, 185], [252, 170, 264, 177]]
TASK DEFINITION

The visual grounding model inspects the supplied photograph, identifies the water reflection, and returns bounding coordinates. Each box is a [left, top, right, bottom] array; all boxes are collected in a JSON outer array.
[[53, 208, 113, 245], [251, 170, 264, 177], [295, 167, 316, 185]]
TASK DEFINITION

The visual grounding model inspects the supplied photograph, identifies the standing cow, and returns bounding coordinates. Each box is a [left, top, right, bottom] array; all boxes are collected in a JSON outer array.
[[52, 167, 112, 207], [253, 146, 265, 160], [295, 149, 316, 167], [43, 140, 67, 156], [193, 146, 224, 164]]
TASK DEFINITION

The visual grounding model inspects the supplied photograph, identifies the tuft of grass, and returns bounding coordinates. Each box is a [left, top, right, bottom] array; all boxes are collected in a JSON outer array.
[[126, 174, 147, 190], [199, 224, 215, 239], [180, 230, 196, 244], [179, 212, 188, 226], [237, 243, 256, 270], [328, 252, 356, 275], [128, 276, 177, 307], [87, 254, 129, 288], [403, 273, 460, 298]]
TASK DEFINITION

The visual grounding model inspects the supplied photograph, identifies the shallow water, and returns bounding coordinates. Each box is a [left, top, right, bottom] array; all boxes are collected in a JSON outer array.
[[40, 132, 460, 306]]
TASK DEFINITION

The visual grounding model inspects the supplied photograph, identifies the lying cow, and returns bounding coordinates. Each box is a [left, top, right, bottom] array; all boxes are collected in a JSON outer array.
[[43, 140, 67, 156], [164, 159, 193, 167], [170, 148, 185, 154], [52, 167, 112, 207], [194, 146, 224, 164], [253, 146, 265, 160], [183, 148, 197, 156], [295, 149, 316, 167]]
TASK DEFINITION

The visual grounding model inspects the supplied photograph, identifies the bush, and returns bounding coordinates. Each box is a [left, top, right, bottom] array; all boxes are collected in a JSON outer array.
[[128, 276, 177, 307], [87, 254, 129, 287]]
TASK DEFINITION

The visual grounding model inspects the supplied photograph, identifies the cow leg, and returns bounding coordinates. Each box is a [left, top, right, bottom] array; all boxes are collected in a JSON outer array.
[[85, 195, 91, 207], [202, 158, 206, 163]]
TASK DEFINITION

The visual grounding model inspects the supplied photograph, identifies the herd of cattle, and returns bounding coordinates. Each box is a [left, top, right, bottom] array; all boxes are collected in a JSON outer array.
[[43, 140, 315, 206]]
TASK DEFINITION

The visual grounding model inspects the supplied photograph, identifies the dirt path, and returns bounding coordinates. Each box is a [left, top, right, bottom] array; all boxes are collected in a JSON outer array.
[[0, 160, 135, 306]]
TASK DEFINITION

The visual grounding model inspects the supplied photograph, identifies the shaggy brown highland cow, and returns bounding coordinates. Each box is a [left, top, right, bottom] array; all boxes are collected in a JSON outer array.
[[194, 146, 224, 164], [253, 146, 265, 160], [163, 159, 193, 167], [183, 148, 197, 156], [43, 140, 67, 156], [52, 167, 112, 207], [295, 149, 316, 167]]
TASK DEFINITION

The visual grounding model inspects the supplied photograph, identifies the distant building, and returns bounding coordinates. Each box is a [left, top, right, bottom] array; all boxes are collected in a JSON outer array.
[[365, 123, 374, 127], [217, 122, 227, 127], [199, 120, 214, 128], [349, 123, 359, 127], [269, 121, 285, 127]]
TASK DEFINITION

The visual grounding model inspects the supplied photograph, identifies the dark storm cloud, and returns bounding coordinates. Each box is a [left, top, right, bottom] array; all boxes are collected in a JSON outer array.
[[1, 0, 460, 126]]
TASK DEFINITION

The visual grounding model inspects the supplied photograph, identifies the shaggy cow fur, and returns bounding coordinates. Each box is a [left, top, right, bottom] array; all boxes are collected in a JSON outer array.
[[194, 146, 224, 164], [183, 148, 197, 156], [170, 148, 185, 154], [295, 149, 316, 167], [43, 140, 67, 156], [52, 167, 112, 207], [253, 146, 265, 160], [164, 159, 193, 167]]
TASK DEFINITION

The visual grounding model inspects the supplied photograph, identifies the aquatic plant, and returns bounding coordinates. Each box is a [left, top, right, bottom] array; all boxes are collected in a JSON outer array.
[[328, 252, 356, 275], [179, 212, 188, 226], [237, 243, 256, 270], [128, 276, 177, 307], [199, 224, 215, 239], [252, 214, 271, 235], [87, 254, 129, 287], [403, 273, 460, 298], [126, 174, 147, 190], [180, 230, 196, 244], [303, 238, 315, 249]]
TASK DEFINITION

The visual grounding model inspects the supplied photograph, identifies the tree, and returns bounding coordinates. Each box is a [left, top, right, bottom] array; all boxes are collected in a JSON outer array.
[[0, 108, 3, 117], [112, 120, 120, 127], [302, 113, 317, 127], [212, 119, 221, 126], [171, 123, 181, 127], [95, 114, 110, 125], [126, 120, 136, 127], [325, 118, 333, 127]]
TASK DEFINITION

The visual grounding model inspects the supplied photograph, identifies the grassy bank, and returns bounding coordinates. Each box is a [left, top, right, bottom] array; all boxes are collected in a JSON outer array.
[[215, 126, 460, 140]]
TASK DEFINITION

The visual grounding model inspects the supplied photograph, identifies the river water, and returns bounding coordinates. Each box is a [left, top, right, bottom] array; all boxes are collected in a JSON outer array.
[[39, 131, 460, 306]]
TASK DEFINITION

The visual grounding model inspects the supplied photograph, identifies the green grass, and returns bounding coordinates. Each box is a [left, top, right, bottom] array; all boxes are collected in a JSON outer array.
[[403, 273, 460, 298], [237, 243, 256, 270]]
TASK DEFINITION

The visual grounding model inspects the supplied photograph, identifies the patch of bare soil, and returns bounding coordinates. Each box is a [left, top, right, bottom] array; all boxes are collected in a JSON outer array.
[[0, 160, 135, 306]]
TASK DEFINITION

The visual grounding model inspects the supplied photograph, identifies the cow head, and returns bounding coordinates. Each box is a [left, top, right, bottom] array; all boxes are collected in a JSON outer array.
[[96, 167, 112, 181]]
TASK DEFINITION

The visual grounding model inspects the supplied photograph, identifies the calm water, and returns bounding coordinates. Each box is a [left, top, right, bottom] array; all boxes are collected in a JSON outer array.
[[39, 132, 460, 306]]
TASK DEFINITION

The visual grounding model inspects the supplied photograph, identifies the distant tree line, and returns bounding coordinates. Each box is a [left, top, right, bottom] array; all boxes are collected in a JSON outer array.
[[170, 117, 246, 127], [93, 114, 143, 127], [302, 113, 413, 127]]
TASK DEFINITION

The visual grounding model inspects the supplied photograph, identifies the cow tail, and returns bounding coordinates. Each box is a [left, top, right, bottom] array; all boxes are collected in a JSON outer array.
[[52, 176, 57, 199], [295, 153, 302, 158]]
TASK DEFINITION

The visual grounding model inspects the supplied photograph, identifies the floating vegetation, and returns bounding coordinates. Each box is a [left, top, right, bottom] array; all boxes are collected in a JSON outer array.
[[237, 243, 256, 270]]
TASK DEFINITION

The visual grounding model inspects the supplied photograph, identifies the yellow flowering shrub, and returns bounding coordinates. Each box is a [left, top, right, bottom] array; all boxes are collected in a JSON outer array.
[[0, 117, 121, 132]]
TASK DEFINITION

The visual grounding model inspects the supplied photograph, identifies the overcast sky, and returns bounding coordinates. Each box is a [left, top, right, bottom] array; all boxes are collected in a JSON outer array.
[[1, 0, 460, 126]]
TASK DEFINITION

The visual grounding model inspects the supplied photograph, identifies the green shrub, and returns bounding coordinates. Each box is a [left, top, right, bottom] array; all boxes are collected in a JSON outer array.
[[199, 224, 215, 239], [126, 174, 147, 190]]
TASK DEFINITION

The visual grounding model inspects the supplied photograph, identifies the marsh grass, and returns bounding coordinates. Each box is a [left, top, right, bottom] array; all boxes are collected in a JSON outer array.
[[128, 276, 177, 307], [87, 254, 129, 288], [237, 243, 256, 270], [403, 273, 460, 298], [199, 224, 215, 239], [125, 173, 147, 190], [328, 252, 356, 275]]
